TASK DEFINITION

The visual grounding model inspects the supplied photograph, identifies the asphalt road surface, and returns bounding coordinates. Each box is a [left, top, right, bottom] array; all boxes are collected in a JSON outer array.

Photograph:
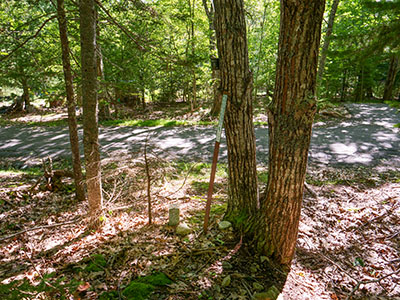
[[0, 103, 399, 168]]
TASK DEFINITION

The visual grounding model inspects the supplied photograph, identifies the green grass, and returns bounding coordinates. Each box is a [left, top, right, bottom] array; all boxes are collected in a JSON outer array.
[[100, 118, 216, 127], [258, 171, 268, 184], [254, 121, 268, 126], [0, 166, 42, 176], [0, 117, 217, 128], [172, 162, 224, 178], [27, 119, 69, 127], [0, 118, 70, 128], [99, 272, 172, 300]]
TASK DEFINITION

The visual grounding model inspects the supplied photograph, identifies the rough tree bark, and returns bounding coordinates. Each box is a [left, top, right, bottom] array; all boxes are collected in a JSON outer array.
[[383, 54, 399, 100], [214, 0, 259, 225], [317, 0, 340, 85], [56, 0, 85, 202], [252, 0, 325, 266], [80, 0, 103, 226]]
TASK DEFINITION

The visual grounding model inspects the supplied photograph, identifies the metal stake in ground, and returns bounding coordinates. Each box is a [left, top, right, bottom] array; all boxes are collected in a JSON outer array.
[[203, 93, 228, 233]]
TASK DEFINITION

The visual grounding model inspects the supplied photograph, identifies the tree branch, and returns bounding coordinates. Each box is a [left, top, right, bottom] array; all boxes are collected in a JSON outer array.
[[0, 15, 57, 62], [0, 217, 81, 243], [346, 269, 400, 300], [94, 0, 147, 51]]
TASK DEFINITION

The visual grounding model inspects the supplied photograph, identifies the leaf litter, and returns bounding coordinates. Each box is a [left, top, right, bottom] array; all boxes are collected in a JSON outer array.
[[0, 153, 399, 299]]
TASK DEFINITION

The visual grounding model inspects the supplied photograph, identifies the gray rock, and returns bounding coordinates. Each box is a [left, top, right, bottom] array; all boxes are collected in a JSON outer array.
[[176, 223, 191, 236], [169, 205, 180, 226], [218, 221, 232, 230], [221, 275, 231, 287]]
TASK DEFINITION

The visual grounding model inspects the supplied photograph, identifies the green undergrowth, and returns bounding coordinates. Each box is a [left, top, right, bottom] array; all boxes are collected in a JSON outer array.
[[0, 118, 70, 127], [100, 118, 216, 127], [0, 273, 83, 300], [0, 254, 171, 300], [175, 162, 227, 178], [0, 117, 216, 128], [258, 171, 268, 184], [99, 272, 172, 300], [254, 121, 268, 126], [189, 203, 227, 225], [384, 100, 400, 109], [26, 119, 69, 127], [306, 167, 400, 187], [0, 166, 42, 176], [84, 253, 107, 272]]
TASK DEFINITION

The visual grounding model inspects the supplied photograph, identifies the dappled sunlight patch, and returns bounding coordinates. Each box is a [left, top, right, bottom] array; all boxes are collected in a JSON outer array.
[[295, 166, 400, 299], [1, 153, 400, 298]]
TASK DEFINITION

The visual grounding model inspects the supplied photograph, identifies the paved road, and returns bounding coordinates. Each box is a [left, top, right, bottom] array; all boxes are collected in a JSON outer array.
[[0, 103, 399, 168]]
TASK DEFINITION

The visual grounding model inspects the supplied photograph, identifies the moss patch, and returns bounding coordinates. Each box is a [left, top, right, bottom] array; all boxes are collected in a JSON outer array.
[[122, 282, 154, 300], [99, 272, 172, 300], [136, 272, 172, 286], [84, 254, 107, 272]]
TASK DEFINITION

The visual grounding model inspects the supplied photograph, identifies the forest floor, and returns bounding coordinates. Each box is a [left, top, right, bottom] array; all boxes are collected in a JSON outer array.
[[0, 101, 399, 300]]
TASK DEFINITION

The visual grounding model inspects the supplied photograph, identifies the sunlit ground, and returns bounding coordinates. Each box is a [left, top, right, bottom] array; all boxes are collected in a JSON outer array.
[[0, 152, 399, 299]]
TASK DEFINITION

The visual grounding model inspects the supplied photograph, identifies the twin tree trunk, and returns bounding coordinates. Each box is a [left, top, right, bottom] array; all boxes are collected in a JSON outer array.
[[56, 0, 85, 202], [254, 0, 325, 266], [214, 0, 259, 223], [214, 0, 325, 267], [80, 0, 103, 225]]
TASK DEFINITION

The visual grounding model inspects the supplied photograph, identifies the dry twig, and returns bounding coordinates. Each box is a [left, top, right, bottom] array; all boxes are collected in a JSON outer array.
[[0, 216, 81, 243], [345, 269, 400, 300]]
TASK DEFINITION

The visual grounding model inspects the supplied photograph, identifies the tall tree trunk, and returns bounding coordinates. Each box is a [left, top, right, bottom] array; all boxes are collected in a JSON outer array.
[[80, 0, 103, 226], [354, 66, 364, 102], [340, 68, 347, 101], [21, 77, 31, 110], [317, 0, 340, 87], [96, 12, 111, 120], [383, 55, 399, 100], [190, 0, 197, 111], [214, 0, 258, 226], [253, 1, 268, 101], [202, 0, 221, 116], [14, 94, 24, 112], [253, 0, 325, 266], [56, 0, 85, 202]]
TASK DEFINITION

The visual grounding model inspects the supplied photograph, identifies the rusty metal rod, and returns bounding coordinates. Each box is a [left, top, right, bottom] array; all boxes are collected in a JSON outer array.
[[203, 94, 228, 233]]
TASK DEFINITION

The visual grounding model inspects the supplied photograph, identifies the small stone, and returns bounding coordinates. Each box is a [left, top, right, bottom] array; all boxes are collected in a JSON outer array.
[[222, 261, 233, 270], [253, 282, 264, 291], [176, 223, 191, 236], [169, 205, 180, 226], [218, 221, 232, 230], [221, 275, 231, 287]]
